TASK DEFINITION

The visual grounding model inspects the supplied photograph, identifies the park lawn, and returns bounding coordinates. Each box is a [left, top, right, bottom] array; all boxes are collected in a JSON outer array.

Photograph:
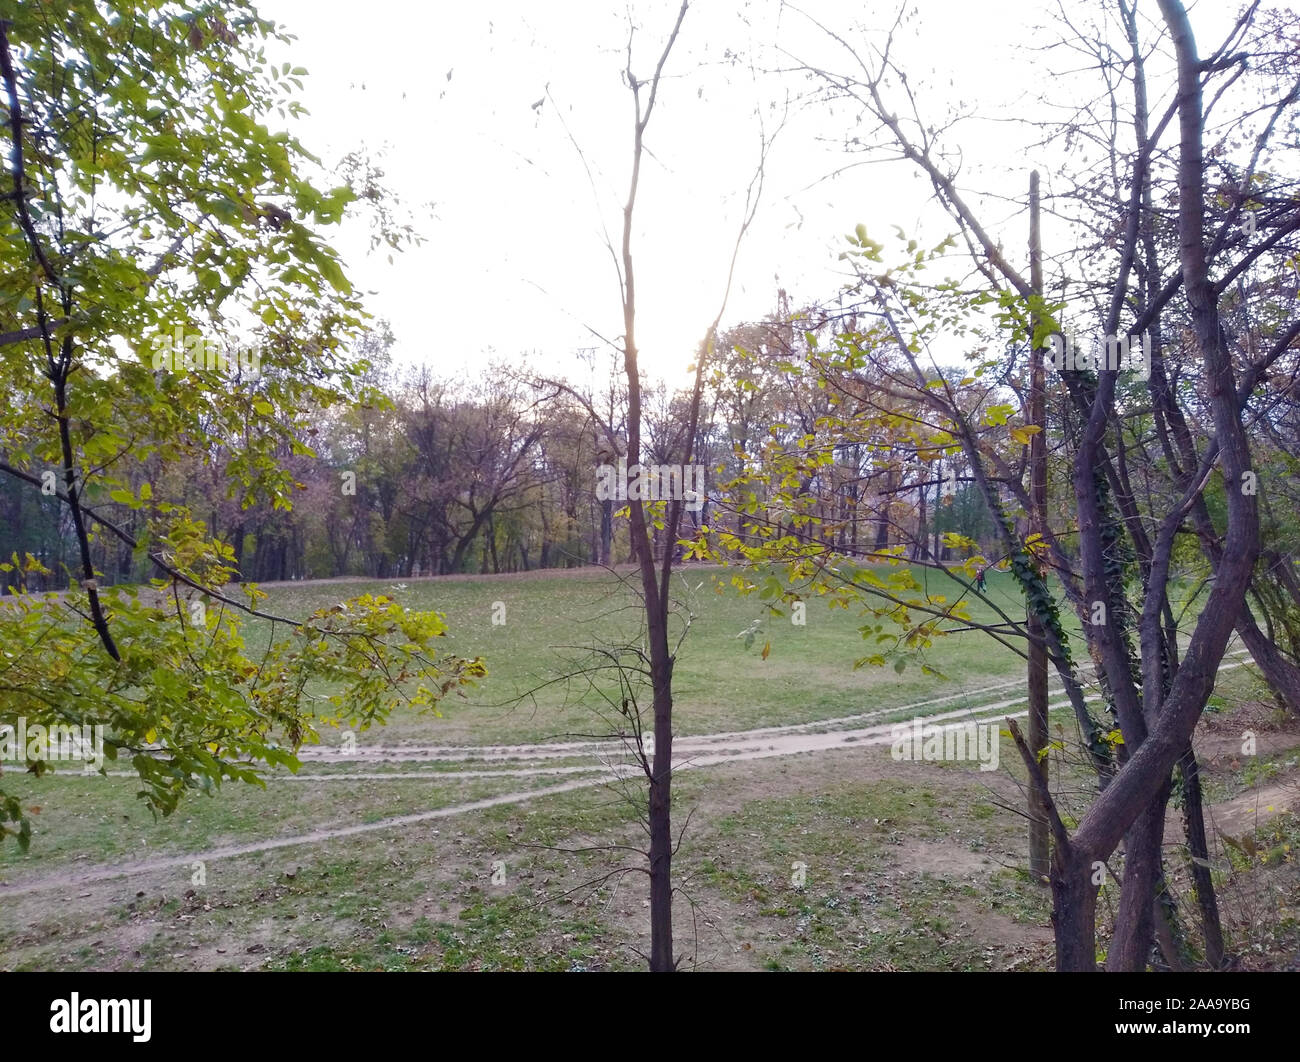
[[5, 686, 1294, 972], [0, 769, 565, 875], [241, 562, 1047, 747], [0, 563, 1237, 888], [5, 566, 1295, 972], [0, 738, 1059, 972]]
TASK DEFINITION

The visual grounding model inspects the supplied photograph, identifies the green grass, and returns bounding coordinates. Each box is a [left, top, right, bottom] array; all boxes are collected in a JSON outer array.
[[0, 564, 1252, 883], [0, 770, 554, 874], [242, 564, 1042, 746], [2, 563, 1292, 972], [678, 777, 1053, 970]]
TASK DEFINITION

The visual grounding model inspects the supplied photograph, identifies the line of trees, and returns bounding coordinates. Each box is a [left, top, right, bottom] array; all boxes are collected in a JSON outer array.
[[0, 308, 1005, 589]]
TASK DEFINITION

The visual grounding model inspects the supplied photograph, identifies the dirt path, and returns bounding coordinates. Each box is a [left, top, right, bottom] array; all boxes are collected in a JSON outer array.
[[1209, 775, 1300, 837], [291, 650, 1250, 768], [0, 649, 1256, 897]]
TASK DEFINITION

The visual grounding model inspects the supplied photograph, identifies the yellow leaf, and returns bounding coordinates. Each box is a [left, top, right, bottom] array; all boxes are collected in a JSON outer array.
[[761, 640, 771, 660]]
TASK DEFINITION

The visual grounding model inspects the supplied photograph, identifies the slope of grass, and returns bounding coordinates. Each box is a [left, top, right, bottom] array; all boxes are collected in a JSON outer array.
[[249, 563, 1038, 746]]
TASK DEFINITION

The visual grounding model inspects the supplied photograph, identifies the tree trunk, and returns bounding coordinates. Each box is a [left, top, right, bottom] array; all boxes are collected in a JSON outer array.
[[1178, 742, 1225, 968], [1052, 850, 1100, 971], [1027, 169, 1051, 882], [647, 650, 675, 971], [1107, 780, 1171, 970], [1236, 607, 1300, 712]]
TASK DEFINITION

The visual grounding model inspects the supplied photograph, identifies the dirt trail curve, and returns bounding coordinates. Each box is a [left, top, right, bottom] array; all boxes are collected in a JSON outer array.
[[0, 650, 1253, 896]]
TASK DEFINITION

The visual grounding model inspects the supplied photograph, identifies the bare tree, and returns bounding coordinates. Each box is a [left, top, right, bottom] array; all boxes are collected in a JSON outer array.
[[603, 0, 772, 968]]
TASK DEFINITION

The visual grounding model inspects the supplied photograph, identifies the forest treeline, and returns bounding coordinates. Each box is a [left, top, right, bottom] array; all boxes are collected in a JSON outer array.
[[0, 300, 1004, 587]]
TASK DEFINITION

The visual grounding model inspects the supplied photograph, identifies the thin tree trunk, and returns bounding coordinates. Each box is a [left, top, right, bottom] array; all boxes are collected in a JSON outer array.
[[1178, 742, 1225, 968], [617, 3, 691, 970], [1027, 169, 1050, 882], [1236, 607, 1300, 712]]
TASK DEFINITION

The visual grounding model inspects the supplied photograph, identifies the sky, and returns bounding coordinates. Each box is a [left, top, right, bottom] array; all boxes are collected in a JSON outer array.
[[252, 0, 1246, 389]]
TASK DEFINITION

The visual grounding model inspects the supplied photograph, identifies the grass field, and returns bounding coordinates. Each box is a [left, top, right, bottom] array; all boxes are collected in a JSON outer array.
[[2, 564, 1298, 971], [239, 563, 1053, 745]]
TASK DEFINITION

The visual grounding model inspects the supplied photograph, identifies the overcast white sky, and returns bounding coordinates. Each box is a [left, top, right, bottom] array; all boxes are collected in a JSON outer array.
[[253, 0, 1244, 388]]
